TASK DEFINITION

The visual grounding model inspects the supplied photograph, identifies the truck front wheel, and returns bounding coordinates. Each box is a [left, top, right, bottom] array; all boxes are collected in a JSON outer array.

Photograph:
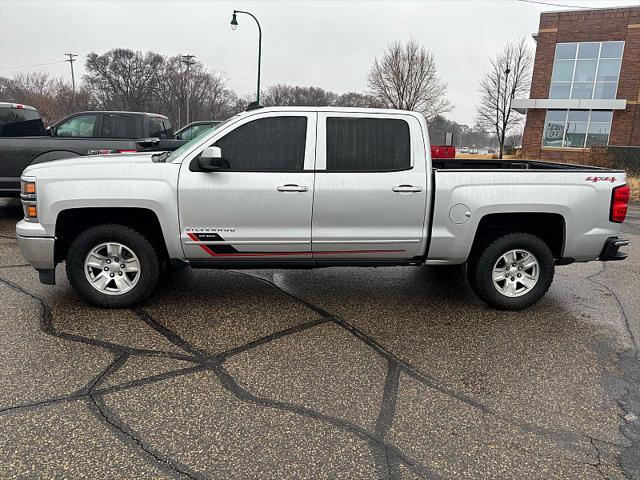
[[66, 224, 160, 308], [469, 233, 554, 310]]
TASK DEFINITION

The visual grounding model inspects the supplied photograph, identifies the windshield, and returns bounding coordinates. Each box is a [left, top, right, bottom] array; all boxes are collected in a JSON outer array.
[[168, 115, 240, 162]]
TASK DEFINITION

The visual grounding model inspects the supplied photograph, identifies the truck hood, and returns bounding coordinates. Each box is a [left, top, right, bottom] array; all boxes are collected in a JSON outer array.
[[23, 152, 159, 174]]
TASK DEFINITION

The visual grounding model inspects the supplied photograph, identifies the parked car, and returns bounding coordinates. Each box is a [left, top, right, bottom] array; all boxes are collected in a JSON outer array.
[[175, 121, 222, 141], [487, 148, 496, 154], [0, 108, 187, 196], [16, 107, 629, 310], [0, 102, 46, 137]]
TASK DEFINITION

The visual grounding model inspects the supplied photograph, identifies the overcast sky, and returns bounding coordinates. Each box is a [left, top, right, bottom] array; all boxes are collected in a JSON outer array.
[[1, 0, 638, 124]]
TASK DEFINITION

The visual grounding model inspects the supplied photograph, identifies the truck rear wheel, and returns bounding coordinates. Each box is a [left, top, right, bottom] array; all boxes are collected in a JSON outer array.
[[469, 233, 554, 310], [66, 224, 160, 308]]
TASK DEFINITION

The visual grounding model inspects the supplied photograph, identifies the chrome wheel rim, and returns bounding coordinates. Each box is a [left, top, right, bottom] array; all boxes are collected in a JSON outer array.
[[492, 249, 539, 298], [84, 242, 140, 296]]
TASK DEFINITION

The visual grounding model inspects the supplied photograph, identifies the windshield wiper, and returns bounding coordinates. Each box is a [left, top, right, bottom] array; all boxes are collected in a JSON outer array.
[[152, 151, 171, 163]]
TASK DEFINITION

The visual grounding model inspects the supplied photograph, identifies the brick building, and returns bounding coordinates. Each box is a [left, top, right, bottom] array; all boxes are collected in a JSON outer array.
[[513, 6, 640, 163]]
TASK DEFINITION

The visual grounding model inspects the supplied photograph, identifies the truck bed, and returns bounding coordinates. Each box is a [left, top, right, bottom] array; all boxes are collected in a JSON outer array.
[[432, 159, 621, 171], [428, 162, 626, 265]]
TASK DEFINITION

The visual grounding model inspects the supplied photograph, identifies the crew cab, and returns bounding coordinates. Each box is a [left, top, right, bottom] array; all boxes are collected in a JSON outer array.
[[0, 108, 185, 196], [15, 107, 630, 310]]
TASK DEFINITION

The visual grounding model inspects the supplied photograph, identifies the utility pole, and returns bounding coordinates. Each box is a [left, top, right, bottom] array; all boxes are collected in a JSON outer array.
[[65, 53, 78, 108], [181, 54, 196, 125]]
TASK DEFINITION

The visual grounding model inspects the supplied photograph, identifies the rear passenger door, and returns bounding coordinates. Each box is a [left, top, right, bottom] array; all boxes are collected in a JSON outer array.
[[99, 113, 141, 138], [312, 113, 427, 261]]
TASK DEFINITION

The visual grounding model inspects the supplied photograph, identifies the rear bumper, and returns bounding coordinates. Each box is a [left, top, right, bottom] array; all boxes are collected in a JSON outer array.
[[599, 237, 629, 261]]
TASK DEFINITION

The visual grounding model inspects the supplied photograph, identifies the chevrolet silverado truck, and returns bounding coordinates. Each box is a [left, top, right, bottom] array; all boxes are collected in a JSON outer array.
[[0, 105, 185, 196], [15, 107, 630, 310]]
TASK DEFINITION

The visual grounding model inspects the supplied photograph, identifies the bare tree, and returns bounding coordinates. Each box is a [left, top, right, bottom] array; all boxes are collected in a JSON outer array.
[[475, 38, 533, 158], [84, 49, 165, 111], [261, 84, 383, 109], [334, 91, 382, 108], [153, 56, 236, 127], [0, 72, 93, 124], [261, 84, 337, 107], [368, 39, 450, 120]]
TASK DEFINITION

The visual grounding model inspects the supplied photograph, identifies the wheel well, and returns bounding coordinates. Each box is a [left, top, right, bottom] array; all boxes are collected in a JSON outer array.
[[469, 213, 565, 261], [55, 208, 169, 264]]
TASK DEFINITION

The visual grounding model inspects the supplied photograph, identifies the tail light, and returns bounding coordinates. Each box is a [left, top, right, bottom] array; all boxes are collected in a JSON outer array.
[[610, 184, 630, 223], [431, 145, 456, 159]]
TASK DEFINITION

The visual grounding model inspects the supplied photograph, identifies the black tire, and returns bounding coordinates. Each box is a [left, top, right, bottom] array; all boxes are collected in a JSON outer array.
[[66, 224, 160, 308], [470, 233, 554, 310]]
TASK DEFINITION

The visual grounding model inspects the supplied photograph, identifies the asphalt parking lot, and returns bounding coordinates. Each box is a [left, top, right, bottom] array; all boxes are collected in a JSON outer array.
[[0, 198, 639, 480]]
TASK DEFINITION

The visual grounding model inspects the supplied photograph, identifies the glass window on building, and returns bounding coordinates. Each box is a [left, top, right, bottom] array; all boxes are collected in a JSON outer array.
[[586, 111, 613, 147], [542, 110, 613, 148], [549, 41, 624, 100], [564, 111, 589, 147], [542, 110, 567, 147]]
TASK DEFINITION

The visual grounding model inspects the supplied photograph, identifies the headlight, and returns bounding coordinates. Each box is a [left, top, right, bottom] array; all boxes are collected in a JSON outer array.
[[20, 177, 37, 221]]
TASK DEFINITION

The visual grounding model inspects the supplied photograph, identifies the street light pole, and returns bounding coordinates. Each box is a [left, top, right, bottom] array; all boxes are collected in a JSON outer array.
[[500, 67, 511, 159], [231, 10, 262, 105]]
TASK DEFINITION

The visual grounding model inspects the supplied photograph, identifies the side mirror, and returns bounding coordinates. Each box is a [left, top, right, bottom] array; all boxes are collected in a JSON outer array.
[[46, 126, 53, 136], [194, 146, 230, 171]]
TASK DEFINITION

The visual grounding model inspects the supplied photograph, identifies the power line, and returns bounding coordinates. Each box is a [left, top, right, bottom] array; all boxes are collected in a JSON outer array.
[[0, 59, 66, 71], [516, 0, 591, 9]]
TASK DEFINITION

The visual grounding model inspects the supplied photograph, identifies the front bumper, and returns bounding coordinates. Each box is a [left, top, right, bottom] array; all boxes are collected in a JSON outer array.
[[16, 235, 55, 284], [599, 237, 629, 261]]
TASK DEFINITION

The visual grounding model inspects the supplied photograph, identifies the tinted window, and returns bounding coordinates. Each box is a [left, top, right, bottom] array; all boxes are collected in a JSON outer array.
[[0, 108, 45, 136], [56, 114, 98, 137], [326, 117, 410, 171], [215, 116, 307, 171], [101, 114, 139, 138], [149, 117, 171, 138]]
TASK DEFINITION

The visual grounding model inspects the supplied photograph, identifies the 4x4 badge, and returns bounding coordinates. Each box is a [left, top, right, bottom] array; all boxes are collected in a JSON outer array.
[[585, 176, 616, 183]]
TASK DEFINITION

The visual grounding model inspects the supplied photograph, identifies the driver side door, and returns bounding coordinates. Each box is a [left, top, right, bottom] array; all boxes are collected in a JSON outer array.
[[178, 111, 316, 264]]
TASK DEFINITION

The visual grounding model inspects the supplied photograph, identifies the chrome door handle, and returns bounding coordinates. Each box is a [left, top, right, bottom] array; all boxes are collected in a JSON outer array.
[[392, 185, 423, 193], [277, 184, 309, 192]]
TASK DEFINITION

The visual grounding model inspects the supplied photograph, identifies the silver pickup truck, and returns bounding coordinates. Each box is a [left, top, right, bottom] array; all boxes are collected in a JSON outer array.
[[16, 107, 630, 310]]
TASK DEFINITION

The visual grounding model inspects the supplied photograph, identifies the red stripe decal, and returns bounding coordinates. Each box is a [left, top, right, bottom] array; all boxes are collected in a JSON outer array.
[[186, 233, 404, 257]]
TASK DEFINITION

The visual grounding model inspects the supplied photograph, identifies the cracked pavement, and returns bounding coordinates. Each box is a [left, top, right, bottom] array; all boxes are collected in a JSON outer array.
[[0, 198, 639, 479]]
